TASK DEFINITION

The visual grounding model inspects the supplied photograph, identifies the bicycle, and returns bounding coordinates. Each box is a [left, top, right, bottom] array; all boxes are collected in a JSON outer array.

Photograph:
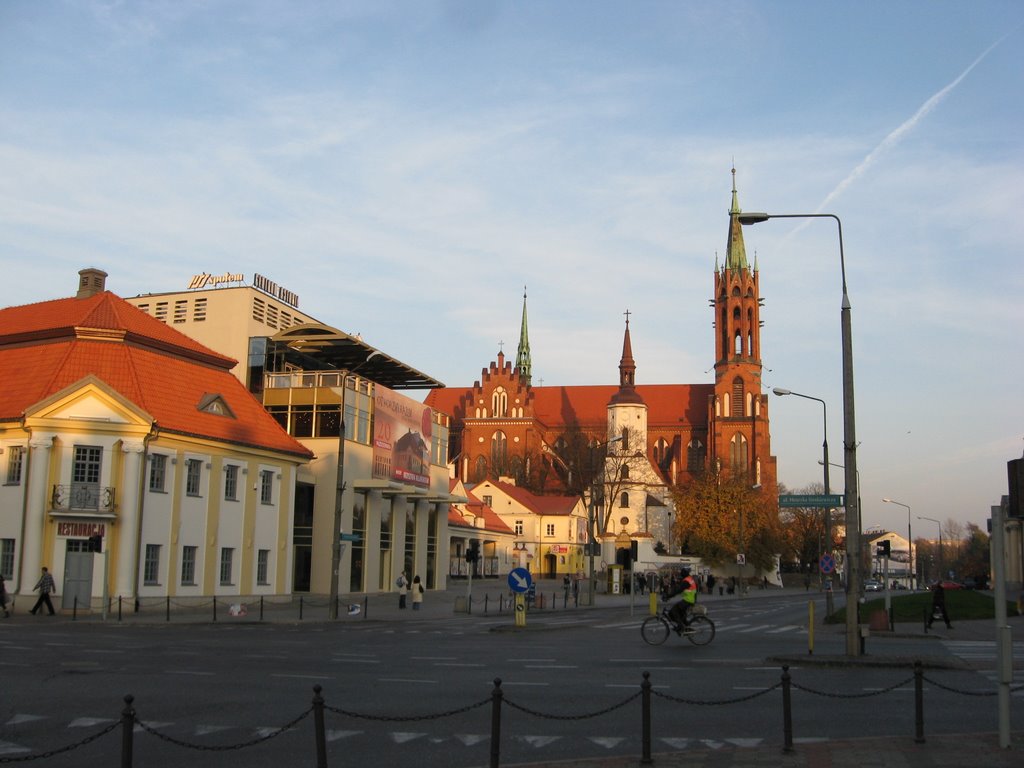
[[641, 604, 715, 646]]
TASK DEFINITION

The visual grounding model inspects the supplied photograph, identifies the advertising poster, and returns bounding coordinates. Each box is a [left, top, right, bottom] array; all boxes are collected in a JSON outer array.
[[373, 385, 432, 488]]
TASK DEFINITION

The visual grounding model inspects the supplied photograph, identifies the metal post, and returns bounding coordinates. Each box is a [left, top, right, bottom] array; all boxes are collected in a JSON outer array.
[[490, 678, 503, 768], [120, 695, 135, 768], [312, 685, 327, 768], [781, 665, 794, 753], [991, 503, 1011, 748], [640, 672, 652, 764]]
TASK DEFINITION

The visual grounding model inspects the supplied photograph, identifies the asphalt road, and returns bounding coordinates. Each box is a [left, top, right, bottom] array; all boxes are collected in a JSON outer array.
[[1, 589, 1021, 767]]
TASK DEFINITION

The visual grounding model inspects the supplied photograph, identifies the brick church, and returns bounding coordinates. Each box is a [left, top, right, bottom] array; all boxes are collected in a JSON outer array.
[[425, 171, 778, 548]]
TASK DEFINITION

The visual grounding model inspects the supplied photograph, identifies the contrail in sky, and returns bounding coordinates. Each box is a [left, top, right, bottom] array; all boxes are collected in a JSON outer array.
[[811, 31, 1014, 216]]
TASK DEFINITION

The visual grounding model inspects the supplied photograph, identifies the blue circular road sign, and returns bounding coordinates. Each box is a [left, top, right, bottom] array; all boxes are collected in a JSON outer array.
[[508, 567, 533, 593], [819, 554, 836, 575]]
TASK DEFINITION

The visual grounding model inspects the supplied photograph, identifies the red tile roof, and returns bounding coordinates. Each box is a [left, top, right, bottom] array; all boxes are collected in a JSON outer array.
[[0, 292, 312, 458]]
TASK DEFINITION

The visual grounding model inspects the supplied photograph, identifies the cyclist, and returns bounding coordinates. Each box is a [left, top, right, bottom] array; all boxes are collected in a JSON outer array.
[[667, 567, 698, 632]]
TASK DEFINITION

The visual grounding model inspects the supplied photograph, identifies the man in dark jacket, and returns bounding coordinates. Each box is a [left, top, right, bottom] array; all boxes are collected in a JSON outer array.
[[926, 582, 953, 630]]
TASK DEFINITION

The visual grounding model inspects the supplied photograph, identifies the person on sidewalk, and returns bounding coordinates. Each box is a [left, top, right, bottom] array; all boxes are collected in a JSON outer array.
[[397, 572, 409, 609], [0, 573, 10, 618], [411, 575, 424, 611], [926, 582, 953, 630], [30, 566, 56, 616]]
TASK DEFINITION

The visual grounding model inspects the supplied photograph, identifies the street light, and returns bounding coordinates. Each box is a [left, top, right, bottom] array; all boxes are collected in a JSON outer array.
[[587, 436, 623, 607], [772, 387, 833, 612], [740, 211, 862, 656], [329, 350, 383, 620], [918, 515, 942, 584], [882, 498, 913, 590]]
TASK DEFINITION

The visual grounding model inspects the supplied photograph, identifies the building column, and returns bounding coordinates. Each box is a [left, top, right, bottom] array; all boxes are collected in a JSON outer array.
[[19, 433, 55, 594], [115, 439, 146, 599]]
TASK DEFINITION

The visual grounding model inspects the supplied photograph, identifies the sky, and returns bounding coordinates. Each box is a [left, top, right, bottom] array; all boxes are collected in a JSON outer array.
[[2, 1, 1022, 537]]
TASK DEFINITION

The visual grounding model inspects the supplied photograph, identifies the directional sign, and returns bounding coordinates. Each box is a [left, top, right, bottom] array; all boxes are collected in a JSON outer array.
[[339, 533, 362, 542], [819, 553, 836, 575], [507, 567, 533, 594], [778, 494, 844, 508]]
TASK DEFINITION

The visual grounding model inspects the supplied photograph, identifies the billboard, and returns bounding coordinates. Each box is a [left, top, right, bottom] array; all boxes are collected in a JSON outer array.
[[372, 385, 432, 488]]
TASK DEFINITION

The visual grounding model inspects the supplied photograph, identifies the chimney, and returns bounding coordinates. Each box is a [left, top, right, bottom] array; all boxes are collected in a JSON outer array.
[[76, 268, 108, 299]]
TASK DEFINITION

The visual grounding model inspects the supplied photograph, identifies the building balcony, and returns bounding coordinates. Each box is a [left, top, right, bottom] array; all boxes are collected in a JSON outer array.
[[51, 484, 116, 518]]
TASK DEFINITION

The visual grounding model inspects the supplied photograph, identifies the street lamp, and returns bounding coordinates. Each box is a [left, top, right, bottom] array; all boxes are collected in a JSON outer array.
[[587, 436, 623, 607], [918, 515, 942, 584], [882, 498, 913, 589], [329, 350, 383, 620], [740, 211, 862, 656], [772, 387, 833, 611]]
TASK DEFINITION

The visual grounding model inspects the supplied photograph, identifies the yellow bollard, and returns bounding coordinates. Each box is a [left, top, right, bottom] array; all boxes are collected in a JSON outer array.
[[808, 600, 815, 655], [649, 591, 658, 616], [515, 593, 526, 627]]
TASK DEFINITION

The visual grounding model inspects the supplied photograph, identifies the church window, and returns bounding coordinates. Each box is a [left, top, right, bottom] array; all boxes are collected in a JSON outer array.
[[620, 427, 629, 450], [732, 378, 744, 417], [491, 431, 507, 466], [686, 439, 705, 472], [729, 434, 748, 473], [491, 387, 508, 417], [474, 456, 488, 482], [620, 465, 629, 480], [653, 438, 670, 469], [620, 492, 629, 508]]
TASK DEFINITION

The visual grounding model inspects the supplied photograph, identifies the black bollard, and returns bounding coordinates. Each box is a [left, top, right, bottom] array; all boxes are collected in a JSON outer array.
[[914, 660, 925, 743], [781, 665, 794, 753], [490, 678, 503, 768], [640, 672, 653, 764], [73, 596, 78, 621], [312, 685, 327, 768], [120, 694, 135, 768], [166, 596, 170, 622], [299, 596, 304, 620], [118, 595, 123, 622], [213, 597, 217, 622], [363, 595, 368, 619]]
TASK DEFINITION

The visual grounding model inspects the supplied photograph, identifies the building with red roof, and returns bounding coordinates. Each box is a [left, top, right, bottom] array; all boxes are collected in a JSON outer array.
[[0, 268, 313, 608]]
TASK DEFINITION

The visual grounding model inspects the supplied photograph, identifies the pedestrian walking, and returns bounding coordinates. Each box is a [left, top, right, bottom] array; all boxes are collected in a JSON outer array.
[[411, 575, 424, 610], [926, 582, 953, 630], [0, 574, 10, 618], [396, 572, 409, 609], [30, 567, 56, 615]]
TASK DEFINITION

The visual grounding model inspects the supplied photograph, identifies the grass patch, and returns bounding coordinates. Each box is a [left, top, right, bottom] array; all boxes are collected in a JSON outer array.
[[824, 590, 1018, 624]]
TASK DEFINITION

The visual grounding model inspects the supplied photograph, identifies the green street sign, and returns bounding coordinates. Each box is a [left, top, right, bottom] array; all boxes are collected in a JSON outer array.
[[778, 494, 844, 508]]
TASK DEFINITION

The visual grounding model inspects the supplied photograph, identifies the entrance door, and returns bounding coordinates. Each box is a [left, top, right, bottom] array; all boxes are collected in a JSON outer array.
[[63, 542, 94, 611]]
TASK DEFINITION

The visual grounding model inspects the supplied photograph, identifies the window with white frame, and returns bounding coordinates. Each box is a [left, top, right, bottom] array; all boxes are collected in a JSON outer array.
[[181, 545, 197, 585], [219, 548, 234, 585], [545, 523, 555, 537], [224, 465, 239, 501], [257, 549, 270, 585], [5, 446, 24, 485], [185, 459, 202, 496], [260, 470, 274, 504], [514, 520, 524, 536], [149, 454, 167, 492], [143, 544, 161, 585]]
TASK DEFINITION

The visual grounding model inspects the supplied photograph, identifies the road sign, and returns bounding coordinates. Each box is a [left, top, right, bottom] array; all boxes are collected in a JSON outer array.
[[819, 553, 836, 574], [736, 554, 746, 565], [507, 567, 533, 593], [339, 532, 362, 542], [779, 494, 844, 508]]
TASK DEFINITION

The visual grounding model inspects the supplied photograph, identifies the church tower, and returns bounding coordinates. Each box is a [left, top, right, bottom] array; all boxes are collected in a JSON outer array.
[[515, 288, 532, 386], [709, 169, 769, 485]]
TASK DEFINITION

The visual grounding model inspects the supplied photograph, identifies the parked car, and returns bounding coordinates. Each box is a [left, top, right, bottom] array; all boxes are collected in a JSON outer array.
[[864, 579, 884, 592], [961, 577, 977, 590], [937, 580, 963, 590]]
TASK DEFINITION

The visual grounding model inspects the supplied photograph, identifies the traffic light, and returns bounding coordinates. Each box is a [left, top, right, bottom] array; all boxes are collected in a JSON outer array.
[[88, 534, 103, 553], [875, 540, 890, 557], [465, 543, 479, 563], [629, 540, 638, 562]]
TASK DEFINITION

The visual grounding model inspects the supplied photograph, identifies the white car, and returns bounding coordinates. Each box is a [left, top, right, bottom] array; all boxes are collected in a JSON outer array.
[[863, 579, 884, 592]]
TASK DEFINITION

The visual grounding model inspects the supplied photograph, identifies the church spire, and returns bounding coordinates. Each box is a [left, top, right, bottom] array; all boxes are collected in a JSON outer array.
[[515, 287, 532, 386], [610, 310, 643, 405], [725, 166, 749, 272]]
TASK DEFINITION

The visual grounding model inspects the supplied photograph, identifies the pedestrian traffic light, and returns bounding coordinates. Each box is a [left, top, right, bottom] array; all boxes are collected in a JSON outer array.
[[875, 540, 890, 557], [88, 534, 103, 553], [465, 543, 479, 563], [629, 540, 638, 561]]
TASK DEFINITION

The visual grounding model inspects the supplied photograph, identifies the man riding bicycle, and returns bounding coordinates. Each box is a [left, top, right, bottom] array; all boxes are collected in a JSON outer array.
[[666, 567, 698, 632]]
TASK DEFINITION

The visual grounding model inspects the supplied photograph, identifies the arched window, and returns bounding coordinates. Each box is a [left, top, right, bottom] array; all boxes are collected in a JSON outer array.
[[620, 465, 630, 480], [509, 455, 524, 482], [491, 431, 507, 466], [491, 387, 507, 418], [620, 492, 629, 508], [473, 456, 488, 482], [732, 378, 744, 417], [686, 439, 705, 472], [653, 438, 670, 468], [730, 434, 748, 473], [620, 427, 629, 451]]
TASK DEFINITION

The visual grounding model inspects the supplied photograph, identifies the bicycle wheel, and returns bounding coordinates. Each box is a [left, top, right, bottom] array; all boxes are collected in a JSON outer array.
[[641, 615, 671, 646], [684, 616, 715, 646]]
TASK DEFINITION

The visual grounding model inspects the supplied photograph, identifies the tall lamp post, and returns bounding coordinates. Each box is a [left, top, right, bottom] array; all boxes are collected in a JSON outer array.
[[772, 387, 833, 614], [587, 436, 623, 607], [882, 498, 913, 590], [329, 350, 383, 620], [918, 515, 942, 584], [740, 211, 862, 656]]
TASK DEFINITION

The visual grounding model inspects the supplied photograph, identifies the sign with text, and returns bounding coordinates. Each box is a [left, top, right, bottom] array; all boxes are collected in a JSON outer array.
[[372, 385, 432, 488], [778, 494, 844, 508]]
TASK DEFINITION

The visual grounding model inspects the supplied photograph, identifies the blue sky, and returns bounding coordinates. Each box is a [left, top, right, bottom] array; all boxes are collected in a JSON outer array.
[[2, 1, 1022, 538]]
